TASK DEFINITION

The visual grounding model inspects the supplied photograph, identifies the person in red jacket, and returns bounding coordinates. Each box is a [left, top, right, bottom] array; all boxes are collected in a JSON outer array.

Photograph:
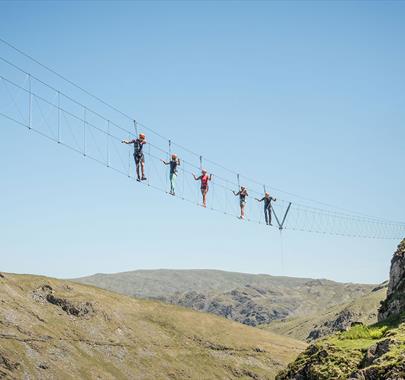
[[193, 169, 213, 208]]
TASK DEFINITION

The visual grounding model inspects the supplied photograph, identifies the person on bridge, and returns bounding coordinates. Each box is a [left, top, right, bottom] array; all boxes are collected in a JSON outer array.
[[233, 186, 248, 220], [122, 133, 147, 182], [161, 154, 181, 196], [193, 169, 213, 208], [255, 192, 276, 226]]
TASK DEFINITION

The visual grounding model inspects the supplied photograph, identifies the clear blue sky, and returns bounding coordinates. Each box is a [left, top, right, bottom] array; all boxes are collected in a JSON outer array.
[[1, 1, 404, 284]]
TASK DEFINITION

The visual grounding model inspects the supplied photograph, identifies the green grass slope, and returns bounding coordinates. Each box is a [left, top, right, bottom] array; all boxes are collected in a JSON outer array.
[[0, 272, 306, 380], [276, 315, 405, 380], [261, 285, 387, 342]]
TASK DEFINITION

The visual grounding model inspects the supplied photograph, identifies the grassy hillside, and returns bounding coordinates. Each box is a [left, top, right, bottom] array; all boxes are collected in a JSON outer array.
[[0, 272, 306, 379], [261, 285, 387, 342], [277, 315, 405, 379], [75, 269, 376, 327]]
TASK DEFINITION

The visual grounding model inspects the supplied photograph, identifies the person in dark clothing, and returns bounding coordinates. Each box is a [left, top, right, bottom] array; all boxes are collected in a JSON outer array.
[[193, 169, 213, 208], [233, 186, 248, 219], [255, 192, 276, 225], [122, 133, 147, 181], [161, 154, 181, 195]]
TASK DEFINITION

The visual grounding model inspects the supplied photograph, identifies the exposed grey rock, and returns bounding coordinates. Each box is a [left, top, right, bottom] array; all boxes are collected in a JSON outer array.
[[372, 281, 389, 292], [32, 284, 94, 317], [46, 294, 94, 317], [306, 309, 360, 341], [379, 239, 405, 321], [32, 284, 54, 303], [360, 338, 396, 368], [0, 352, 20, 372]]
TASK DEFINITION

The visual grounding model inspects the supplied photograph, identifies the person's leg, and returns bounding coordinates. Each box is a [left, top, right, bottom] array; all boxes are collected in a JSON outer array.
[[169, 173, 174, 194], [169, 173, 173, 194], [134, 155, 140, 180], [141, 160, 146, 179], [202, 189, 207, 207], [136, 159, 141, 180], [241, 203, 245, 219], [171, 173, 176, 194], [268, 206, 272, 225], [264, 206, 269, 225]]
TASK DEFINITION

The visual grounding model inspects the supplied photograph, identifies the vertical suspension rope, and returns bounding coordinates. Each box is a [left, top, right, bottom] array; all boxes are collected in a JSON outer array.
[[28, 74, 32, 130], [199, 155, 203, 170], [133, 119, 138, 136], [258, 184, 266, 224], [83, 107, 86, 156], [279, 230, 285, 274], [212, 176, 216, 211], [106, 120, 110, 168], [127, 131, 131, 177], [147, 142, 151, 187], [57, 91, 61, 143], [167, 139, 171, 192], [182, 159, 185, 200]]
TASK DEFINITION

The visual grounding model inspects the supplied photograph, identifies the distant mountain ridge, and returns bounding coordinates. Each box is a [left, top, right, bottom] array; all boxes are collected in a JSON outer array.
[[75, 269, 378, 327]]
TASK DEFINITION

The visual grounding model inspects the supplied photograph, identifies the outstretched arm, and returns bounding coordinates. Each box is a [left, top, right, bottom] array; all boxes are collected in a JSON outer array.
[[209, 174, 213, 181], [161, 159, 169, 165], [233, 191, 239, 196], [121, 139, 135, 144], [255, 197, 264, 202], [193, 174, 200, 180]]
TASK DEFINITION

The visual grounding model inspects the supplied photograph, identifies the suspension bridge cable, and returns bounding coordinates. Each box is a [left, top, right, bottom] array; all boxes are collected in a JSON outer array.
[[0, 87, 402, 240], [2, 36, 402, 221], [0, 42, 404, 238], [0, 71, 400, 238]]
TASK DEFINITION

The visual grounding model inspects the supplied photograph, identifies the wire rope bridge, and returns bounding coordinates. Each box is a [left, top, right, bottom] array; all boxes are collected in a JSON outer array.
[[0, 38, 404, 240]]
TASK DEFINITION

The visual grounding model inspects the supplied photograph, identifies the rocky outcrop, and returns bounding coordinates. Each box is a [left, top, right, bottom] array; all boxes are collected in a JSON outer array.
[[168, 287, 290, 326], [306, 309, 361, 341], [276, 323, 405, 380], [379, 239, 405, 321], [32, 284, 95, 317], [277, 241, 405, 380]]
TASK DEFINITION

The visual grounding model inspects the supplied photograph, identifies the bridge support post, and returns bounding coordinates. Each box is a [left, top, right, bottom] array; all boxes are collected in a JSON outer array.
[[272, 202, 292, 230]]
